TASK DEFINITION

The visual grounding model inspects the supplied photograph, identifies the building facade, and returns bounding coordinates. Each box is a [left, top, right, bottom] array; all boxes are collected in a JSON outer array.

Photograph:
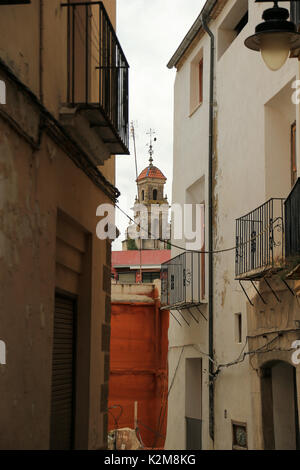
[[112, 250, 171, 284], [166, 0, 300, 450], [0, 0, 128, 449]]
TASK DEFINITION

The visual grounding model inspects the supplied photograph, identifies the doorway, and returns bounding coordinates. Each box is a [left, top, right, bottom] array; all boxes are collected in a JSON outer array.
[[261, 361, 300, 450], [50, 292, 77, 450], [185, 358, 202, 450]]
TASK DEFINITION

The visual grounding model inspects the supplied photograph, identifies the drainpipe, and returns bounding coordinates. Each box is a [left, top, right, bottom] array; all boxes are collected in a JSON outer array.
[[39, 0, 44, 104], [201, 12, 215, 444]]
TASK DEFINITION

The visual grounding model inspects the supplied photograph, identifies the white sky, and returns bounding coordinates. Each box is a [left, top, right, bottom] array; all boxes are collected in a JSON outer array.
[[113, 0, 205, 250]]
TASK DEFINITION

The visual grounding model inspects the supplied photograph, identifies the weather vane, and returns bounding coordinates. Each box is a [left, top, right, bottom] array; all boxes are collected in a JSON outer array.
[[146, 128, 157, 166]]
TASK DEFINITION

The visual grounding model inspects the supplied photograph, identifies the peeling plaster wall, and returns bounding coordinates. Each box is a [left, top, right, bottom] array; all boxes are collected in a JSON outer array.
[[0, 0, 118, 450], [0, 108, 112, 449], [166, 24, 211, 451], [168, 0, 300, 450], [214, 0, 299, 450]]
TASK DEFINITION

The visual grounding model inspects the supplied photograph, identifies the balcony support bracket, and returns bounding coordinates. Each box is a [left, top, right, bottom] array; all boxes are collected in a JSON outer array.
[[170, 311, 182, 327], [187, 308, 200, 324], [251, 280, 267, 304], [281, 278, 296, 297], [176, 309, 190, 327], [264, 278, 281, 303], [239, 281, 254, 306], [194, 305, 208, 322]]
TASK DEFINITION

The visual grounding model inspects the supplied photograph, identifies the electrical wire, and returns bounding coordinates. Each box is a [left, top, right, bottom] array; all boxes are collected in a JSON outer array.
[[151, 326, 300, 447], [115, 201, 277, 256]]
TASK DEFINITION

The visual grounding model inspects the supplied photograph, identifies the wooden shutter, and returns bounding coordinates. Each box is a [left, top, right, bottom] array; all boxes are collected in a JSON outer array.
[[199, 59, 203, 104], [50, 294, 76, 450]]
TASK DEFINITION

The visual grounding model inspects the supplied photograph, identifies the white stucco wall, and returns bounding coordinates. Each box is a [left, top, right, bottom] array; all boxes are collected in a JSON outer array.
[[166, 0, 299, 450]]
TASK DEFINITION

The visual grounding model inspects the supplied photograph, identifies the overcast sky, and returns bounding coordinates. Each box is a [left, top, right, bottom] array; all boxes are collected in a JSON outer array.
[[113, 0, 205, 250]]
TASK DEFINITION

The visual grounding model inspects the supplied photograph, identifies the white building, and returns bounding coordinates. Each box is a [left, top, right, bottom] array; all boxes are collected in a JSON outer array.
[[165, 0, 300, 450]]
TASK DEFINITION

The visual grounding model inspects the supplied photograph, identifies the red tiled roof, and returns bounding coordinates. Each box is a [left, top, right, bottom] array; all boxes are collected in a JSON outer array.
[[112, 250, 171, 267], [137, 165, 166, 181]]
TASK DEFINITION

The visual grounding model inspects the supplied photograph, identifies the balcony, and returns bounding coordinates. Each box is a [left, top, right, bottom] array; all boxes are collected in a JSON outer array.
[[160, 251, 205, 312], [285, 178, 300, 279], [235, 198, 285, 280], [61, 1, 129, 163], [235, 179, 300, 281]]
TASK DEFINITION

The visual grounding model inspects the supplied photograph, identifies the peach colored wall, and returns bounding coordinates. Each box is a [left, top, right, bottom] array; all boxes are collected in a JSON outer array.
[[0, 0, 118, 450], [109, 290, 169, 449]]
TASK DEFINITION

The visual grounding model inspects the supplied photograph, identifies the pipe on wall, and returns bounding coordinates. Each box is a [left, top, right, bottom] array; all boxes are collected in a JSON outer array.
[[39, 0, 44, 104], [201, 11, 215, 443]]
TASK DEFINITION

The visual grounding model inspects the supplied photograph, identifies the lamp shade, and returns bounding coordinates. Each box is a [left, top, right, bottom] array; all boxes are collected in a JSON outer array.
[[245, 5, 300, 71], [260, 33, 290, 71]]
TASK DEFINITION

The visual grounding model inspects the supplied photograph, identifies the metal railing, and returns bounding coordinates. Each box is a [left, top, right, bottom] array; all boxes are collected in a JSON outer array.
[[285, 178, 300, 260], [63, 1, 129, 151], [161, 252, 204, 309], [235, 198, 285, 279]]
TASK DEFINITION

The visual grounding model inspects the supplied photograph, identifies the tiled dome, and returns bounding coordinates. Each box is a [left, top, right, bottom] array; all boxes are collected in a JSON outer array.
[[137, 165, 166, 182]]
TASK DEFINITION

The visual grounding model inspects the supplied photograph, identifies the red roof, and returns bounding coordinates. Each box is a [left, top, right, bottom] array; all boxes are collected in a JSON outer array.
[[112, 250, 171, 267], [137, 165, 166, 182]]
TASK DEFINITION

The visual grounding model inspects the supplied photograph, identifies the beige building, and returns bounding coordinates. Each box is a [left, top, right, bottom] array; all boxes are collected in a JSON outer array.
[[166, 0, 300, 450], [0, 0, 128, 449]]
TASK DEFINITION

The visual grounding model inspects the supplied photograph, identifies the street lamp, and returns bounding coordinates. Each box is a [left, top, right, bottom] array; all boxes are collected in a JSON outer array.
[[245, 0, 300, 71]]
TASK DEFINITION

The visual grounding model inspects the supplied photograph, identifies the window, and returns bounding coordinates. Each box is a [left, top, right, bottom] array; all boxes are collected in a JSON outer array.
[[153, 189, 157, 201], [142, 272, 160, 283], [118, 272, 136, 284], [232, 421, 248, 450], [142, 190, 145, 201], [190, 52, 203, 114], [291, 122, 297, 187], [199, 58, 203, 105], [235, 313, 242, 344]]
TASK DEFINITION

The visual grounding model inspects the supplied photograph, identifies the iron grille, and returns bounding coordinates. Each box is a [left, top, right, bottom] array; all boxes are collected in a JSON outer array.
[[63, 1, 129, 153], [285, 178, 300, 260], [235, 198, 285, 280], [161, 252, 204, 309], [290, 1, 300, 28]]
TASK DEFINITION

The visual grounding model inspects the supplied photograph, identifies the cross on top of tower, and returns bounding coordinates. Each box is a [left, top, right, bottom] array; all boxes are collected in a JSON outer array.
[[146, 128, 156, 167]]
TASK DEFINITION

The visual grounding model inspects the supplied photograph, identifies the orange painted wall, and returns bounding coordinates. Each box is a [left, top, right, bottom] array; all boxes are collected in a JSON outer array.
[[108, 289, 169, 448]]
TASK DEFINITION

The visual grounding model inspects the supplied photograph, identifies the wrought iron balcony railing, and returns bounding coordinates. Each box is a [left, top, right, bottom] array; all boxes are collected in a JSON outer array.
[[235, 198, 285, 280], [161, 251, 205, 310], [62, 1, 129, 155], [285, 178, 300, 278]]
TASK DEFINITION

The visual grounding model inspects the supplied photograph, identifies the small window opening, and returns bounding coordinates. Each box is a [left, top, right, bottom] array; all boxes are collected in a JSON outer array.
[[235, 313, 242, 344]]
